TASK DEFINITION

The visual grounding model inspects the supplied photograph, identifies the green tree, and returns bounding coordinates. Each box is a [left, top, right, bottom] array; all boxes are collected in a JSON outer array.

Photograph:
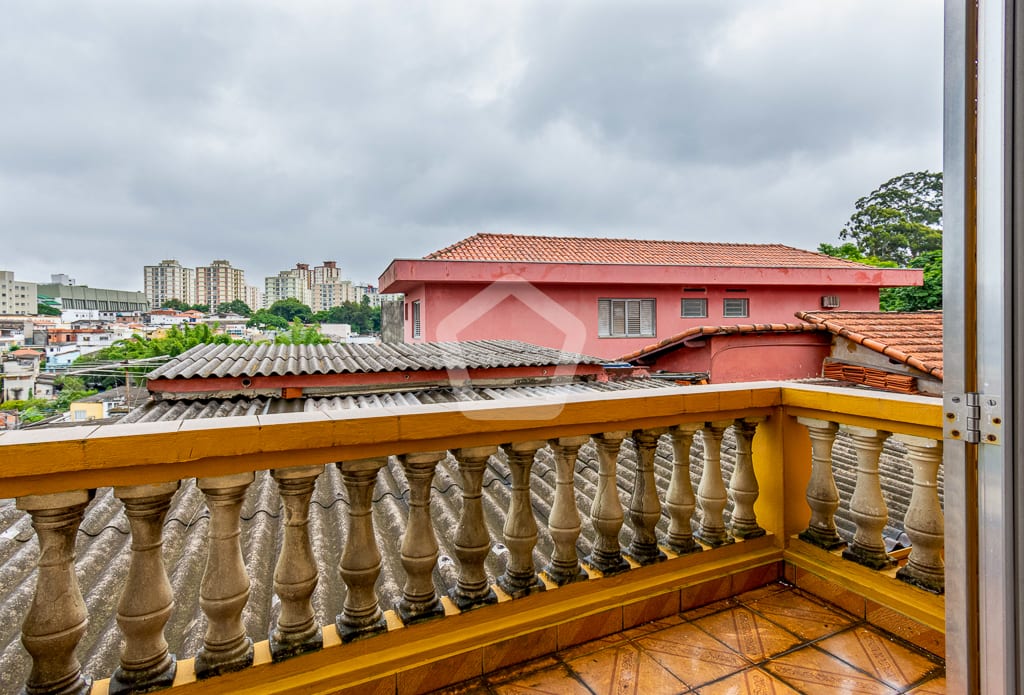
[[267, 298, 313, 323], [248, 309, 289, 330], [312, 302, 382, 334], [216, 299, 252, 316], [272, 319, 330, 345], [879, 250, 943, 311], [838, 170, 942, 266], [161, 298, 189, 311]]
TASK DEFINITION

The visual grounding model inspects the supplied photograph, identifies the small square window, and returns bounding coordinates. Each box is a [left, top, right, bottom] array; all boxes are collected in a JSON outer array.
[[723, 298, 749, 318], [681, 298, 707, 318]]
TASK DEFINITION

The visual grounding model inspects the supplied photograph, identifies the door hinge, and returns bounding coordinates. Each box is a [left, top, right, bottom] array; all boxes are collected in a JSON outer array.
[[945, 392, 1002, 445]]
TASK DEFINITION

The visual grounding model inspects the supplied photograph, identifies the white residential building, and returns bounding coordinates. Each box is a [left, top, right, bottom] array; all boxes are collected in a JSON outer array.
[[144, 260, 196, 307], [0, 271, 38, 316], [196, 260, 246, 309]]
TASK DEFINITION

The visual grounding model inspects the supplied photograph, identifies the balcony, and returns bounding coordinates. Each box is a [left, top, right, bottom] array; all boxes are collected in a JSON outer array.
[[0, 382, 945, 694]]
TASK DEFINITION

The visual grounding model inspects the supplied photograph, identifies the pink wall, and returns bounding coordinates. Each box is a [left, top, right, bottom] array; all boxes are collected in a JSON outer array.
[[644, 333, 832, 383], [398, 279, 877, 360]]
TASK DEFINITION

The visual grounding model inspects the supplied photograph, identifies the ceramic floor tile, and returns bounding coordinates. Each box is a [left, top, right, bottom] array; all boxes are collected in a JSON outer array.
[[905, 674, 946, 693], [692, 606, 803, 663], [816, 626, 941, 690], [557, 633, 626, 662], [729, 581, 790, 605], [635, 622, 751, 689], [492, 664, 592, 695], [745, 589, 854, 640], [694, 668, 802, 694], [568, 641, 689, 695], [764, 645, 898, 694]]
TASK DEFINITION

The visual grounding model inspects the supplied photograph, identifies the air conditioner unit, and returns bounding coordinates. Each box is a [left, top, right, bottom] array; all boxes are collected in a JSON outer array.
[[821, 295, 840, 308]]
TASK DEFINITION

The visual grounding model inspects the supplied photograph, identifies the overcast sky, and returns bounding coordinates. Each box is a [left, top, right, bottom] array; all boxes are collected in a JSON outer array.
[[1, 1, 942, 293]]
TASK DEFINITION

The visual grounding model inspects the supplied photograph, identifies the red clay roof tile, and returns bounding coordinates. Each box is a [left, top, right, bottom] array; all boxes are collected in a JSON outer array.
[[796, 311, 943, 380], [426, 233, 877, 269]]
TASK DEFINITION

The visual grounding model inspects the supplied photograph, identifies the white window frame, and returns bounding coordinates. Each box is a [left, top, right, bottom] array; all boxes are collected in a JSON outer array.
[[723, 297, 749, 318], [681, 298, 708, 318], [411, 300, 421, 339], [598, 298, 655, 338]]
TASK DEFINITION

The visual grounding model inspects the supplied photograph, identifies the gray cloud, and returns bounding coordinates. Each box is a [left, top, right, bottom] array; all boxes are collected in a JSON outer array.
[[0, 1, 942, 292]]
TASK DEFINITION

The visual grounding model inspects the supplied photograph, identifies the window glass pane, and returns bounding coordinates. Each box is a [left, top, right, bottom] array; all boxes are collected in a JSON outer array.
[[640, 299, 655, 334], [723, 298, 749, 318], [681, 298, 707, 318], [598, 299, 610, 336], [612, 301, 626, 335]]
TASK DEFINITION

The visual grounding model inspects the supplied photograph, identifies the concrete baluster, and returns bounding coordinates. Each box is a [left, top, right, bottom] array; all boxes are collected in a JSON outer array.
[[796, 418, 845, 550], [544, 436, 590, 585], [195, 473, 255, 679], [450, 447, 499, 611], [696, 421, 734, 547], [110, 482, 179, 694], [625, 429, 668, 565], [397, 451, 446, 624], [841, 426, 896, 570], [587, 431, 630, 575], [269, 465, 324, 660], [18, 490, 95, 695], [729, 417, 766, 539], [894, 435, 946, 593], [336, 458, 388, 642], [497, 440, 547, 598], [664, 425, 702, 555]]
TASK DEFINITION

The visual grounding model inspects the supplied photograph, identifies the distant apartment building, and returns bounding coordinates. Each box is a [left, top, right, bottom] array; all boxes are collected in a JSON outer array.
[[143, 260, 196, 307], [196, 260, 246, 309], [0, 271, 38, 316], [265, 263, 313, 308], [265, 261, 355, 312], [245, 285, 263, 311], [353, 284, 381, 307]]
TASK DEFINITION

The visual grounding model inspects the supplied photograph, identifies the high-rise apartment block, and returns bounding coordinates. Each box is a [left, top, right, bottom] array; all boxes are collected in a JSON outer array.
[[265, 263, 313, 308], [196, 260, 246, 309], [143, 260, 196, 308], [265, 261, 356, 312], [0, 271, 38, 316], [245, 285, 263, 312]]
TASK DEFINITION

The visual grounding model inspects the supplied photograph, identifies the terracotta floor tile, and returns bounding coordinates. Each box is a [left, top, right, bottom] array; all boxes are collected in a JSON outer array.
[[745, 589, 854, 640], [557, 633, 626, 661], [619, 614, 685, 641], [487, 657, 560, 685], [679, 597, 736, 622], [492, 664, 592, 695], [692, 607, 802, 663], [764, 646, 897, 694], [635, 622, 751, 689], [816, 626, 941, 690], [568, 641, 688, 695], [695, 668, 801, 694], [905, 674, 946, 693]]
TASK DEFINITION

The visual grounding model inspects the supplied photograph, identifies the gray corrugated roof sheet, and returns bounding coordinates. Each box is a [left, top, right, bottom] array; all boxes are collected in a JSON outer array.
[[146, 341, 605, 381], [122, 380, 676, 423]]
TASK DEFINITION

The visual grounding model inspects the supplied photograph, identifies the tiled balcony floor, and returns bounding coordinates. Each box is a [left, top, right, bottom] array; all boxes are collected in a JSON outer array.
[[431, 582, 945, 694]]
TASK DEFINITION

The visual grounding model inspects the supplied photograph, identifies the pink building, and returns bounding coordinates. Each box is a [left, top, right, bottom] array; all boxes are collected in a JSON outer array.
[[379, 233, 923, 360]]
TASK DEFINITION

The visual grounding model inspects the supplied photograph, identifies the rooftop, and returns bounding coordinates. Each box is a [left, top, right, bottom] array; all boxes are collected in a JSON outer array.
[[796, 311, 944, 380], [618, 323, 828, 363], [425, 233, 875, 269]]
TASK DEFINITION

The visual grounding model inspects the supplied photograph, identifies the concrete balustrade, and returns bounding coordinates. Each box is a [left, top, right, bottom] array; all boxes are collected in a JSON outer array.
[[195, 473, 256, 679], [111, 482, 179, 694], [0, 384, 947, 694]]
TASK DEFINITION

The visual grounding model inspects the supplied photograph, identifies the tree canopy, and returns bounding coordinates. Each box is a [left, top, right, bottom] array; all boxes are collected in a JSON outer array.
[[821, 171, 943, 312], [838, 170, 942, 267], [160, 299, 210, 313], [267, 298, 313, 323], [312, 302, 381, 334], [216, 299, 252, 316]]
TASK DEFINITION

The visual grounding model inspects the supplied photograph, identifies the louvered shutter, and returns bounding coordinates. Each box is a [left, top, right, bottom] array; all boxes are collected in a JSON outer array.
[[598, 299, 610, 336]]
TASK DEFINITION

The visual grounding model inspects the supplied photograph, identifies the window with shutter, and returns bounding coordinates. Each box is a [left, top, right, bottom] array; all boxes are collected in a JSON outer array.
[[723, 298, 749, 318], [412, 301, 421, 338], [681, 298, 707, 318], [598, 298, 656, 337]]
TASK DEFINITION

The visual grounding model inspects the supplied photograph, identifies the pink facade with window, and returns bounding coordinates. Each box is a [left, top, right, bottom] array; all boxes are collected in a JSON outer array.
[[379, 234, 923, 361]]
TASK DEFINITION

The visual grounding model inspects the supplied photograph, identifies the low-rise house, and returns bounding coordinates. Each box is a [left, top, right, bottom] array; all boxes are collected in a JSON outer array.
[[379, 233, 923, 360], [1, 349, 42, 401]]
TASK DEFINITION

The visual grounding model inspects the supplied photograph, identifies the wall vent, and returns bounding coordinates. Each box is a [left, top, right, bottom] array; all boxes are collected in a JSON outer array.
[[821, 295, 840, 308]]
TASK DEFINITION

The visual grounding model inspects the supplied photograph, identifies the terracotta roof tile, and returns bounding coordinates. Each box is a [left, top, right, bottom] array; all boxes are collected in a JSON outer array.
[[620, 323, 827, 362], [796, 311, 943, 380], [426, 233, 875, 269]]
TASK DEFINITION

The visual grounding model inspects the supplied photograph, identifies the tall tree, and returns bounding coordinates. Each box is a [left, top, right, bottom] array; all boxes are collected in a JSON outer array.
[[216, 299, 252, 316], [838, 170, 942, 266], [267, 298, 313, 323]]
